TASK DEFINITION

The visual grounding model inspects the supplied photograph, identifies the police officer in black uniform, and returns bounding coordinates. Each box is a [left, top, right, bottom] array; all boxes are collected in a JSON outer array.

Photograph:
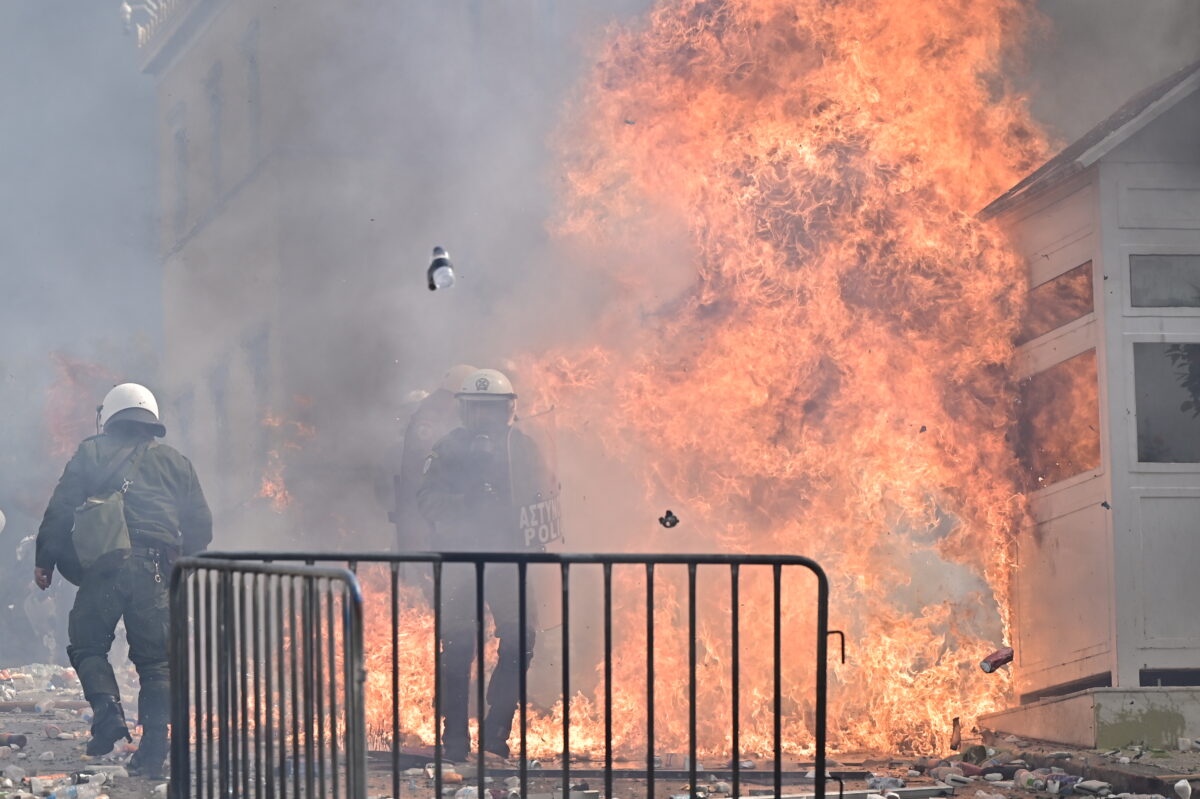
[[34, 383, 211, 778], [417, 368, 542, 762]]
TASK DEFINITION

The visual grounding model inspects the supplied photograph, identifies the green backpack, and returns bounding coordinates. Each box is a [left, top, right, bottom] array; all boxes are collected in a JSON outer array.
[[72, 442, 152, 571]]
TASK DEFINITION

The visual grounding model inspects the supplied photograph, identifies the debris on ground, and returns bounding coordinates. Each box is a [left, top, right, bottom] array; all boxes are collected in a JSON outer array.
[[0, 663, 152, 799]]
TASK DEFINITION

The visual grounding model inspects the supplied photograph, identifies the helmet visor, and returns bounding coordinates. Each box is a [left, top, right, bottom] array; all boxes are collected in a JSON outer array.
[[458, 397, 514, 433]]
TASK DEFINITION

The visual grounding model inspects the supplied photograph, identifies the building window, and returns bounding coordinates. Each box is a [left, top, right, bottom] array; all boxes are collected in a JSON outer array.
[[1018, 261, 1094, 344], [1130, 254, 1200, 307], [206, 62, 223, 201], [1016, 349, 1102, 487], [1134, 342, 1200, 463]]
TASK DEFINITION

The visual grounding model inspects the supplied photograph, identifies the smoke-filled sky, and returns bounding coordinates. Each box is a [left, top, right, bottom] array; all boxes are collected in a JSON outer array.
[[0, 0, 1197, 667]]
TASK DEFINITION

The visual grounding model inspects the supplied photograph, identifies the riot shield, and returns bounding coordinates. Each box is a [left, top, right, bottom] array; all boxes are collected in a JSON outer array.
[[508, 407, 564, 552], [507, 407, 565, 694]]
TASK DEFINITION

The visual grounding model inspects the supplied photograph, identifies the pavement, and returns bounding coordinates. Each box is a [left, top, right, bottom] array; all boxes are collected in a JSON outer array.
[[5, 661, 1199, 799], [0, 665, 163, 799]]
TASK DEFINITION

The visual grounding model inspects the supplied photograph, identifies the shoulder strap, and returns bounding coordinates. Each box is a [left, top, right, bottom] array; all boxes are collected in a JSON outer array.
[[118, 442, 155, 494], [92, 445, 137, 495], [91, 441, 152, 495]]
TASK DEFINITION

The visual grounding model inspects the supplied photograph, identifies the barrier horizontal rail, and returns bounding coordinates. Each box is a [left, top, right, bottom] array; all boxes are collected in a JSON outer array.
[[168, 557, 366, 799], [194, 550, 839, 799]]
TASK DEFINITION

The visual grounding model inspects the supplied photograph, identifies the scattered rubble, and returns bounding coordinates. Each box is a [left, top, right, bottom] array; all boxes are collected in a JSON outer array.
[[0, 663, 149, 799]]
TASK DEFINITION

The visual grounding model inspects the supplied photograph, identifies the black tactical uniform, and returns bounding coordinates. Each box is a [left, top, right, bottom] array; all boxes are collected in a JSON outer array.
[[417, 425, 544, 760], [35, 422, 211, 773]]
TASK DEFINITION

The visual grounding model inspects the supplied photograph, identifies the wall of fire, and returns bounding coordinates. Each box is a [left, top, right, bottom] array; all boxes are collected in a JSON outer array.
[[1001, 82, 1200, 703]]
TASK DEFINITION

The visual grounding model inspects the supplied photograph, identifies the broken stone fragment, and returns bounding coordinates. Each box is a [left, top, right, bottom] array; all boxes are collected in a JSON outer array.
[[1075, 780, 1112, 795], [867, 776, 905, 791], [38, 749, 56, 760]]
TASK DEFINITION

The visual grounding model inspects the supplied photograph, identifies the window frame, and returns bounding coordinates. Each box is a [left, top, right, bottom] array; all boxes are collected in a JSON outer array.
[[1124, 245, 1200, 318]]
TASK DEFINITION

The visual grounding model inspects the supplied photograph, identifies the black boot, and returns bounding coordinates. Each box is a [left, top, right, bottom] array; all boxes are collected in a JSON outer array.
[[128, 681, 169, 779], [86, 694, 132, 756]]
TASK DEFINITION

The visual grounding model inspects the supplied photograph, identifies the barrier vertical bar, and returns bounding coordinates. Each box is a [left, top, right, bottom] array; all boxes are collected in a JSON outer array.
[[773, 564, 782, 799], [327, 586, 340, 799], [390, 562, 400, 799], [518, 561, 528, 799], [303, 574, 316, 799], [815, 568, 829, 799], [168, 564, 191, 799], [276, 574, 288, 799], [264, 575, 277, 799], [252, 573, 264, 799], [562, 562, 571, 799], [688, 563, 697, 799], [230, 572, 242, 794], [206, 571, 216, 799], [433, 560, 443, 799], [192, 568, 205, 798], [314, 577, 327, 799], [603, 562, 613, 799], [290, 577, 301, 795], [646, 563, 655, 799], [731, 564, 740, 799], [240, 572, 252, 798], [475, 560, 487, 799], [343, 577, 367, 799]]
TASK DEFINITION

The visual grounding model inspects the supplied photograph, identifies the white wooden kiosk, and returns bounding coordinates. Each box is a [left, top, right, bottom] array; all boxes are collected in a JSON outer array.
[[979, 61, 1200, 748]]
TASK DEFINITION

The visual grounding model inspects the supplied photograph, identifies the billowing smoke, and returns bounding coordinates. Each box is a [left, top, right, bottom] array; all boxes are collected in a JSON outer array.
[[0, 0, 1197, 733]]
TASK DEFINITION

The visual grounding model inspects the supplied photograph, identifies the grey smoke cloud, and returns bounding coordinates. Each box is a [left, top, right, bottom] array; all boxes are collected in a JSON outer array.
[[1, 0, 1198, 669]]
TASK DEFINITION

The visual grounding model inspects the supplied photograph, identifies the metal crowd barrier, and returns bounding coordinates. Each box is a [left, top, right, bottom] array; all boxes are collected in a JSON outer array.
[[168, 557, 367, 799], [183, 552, 840, 799]]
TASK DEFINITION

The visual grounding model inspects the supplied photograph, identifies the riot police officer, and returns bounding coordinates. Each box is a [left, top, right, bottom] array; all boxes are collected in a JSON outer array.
[[34, 383, 211, 778], [417, 368, 542, 761]]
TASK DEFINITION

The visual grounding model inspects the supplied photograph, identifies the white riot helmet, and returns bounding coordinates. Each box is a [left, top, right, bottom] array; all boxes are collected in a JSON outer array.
[[456, 368, 517, 400], [100, 382, 166, 437], [456, 368, 516, 433]]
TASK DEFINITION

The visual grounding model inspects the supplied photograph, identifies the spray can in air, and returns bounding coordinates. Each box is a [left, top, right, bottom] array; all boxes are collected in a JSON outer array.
[[980, 647, 1015, 673]]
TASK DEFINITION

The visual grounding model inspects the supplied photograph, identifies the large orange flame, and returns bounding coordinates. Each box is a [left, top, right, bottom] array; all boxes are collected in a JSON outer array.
[[366, 0, 1053, 757], [259, 405, 316, 512], [525, 0, 1049, 754]]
